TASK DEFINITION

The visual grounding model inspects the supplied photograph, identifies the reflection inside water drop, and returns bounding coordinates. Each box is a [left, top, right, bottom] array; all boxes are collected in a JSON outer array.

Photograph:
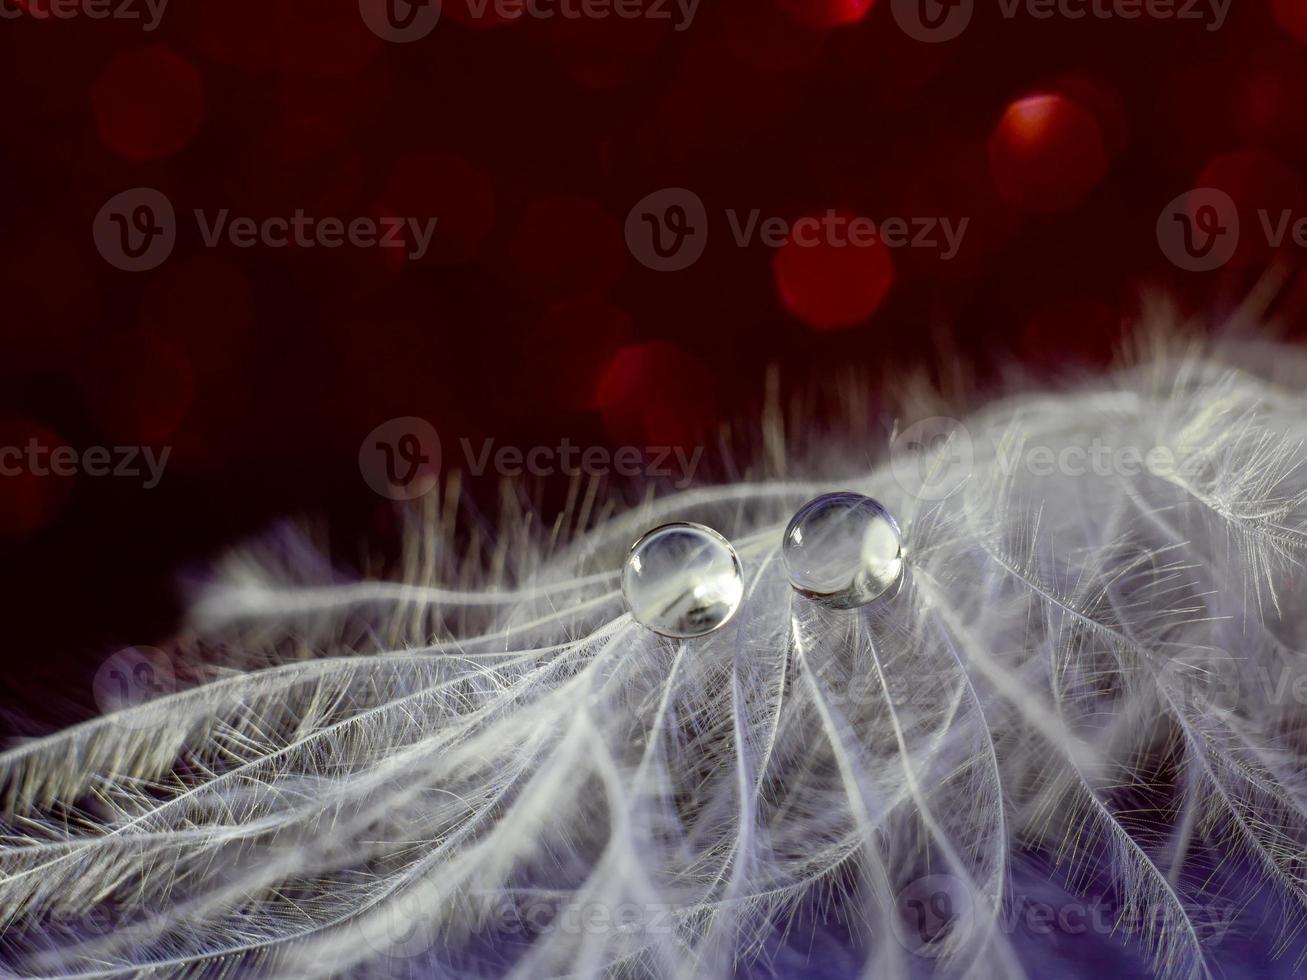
[[783, 492, 903, 609], [622, 522, 744, 638]]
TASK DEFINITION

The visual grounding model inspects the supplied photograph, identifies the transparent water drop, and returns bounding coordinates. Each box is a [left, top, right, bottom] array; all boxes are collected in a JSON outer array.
[[783, 492, 903, 608], [622, 522, 744, 638]]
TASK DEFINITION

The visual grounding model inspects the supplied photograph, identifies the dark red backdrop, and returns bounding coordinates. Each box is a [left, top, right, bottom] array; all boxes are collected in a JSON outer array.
[[2, 0, 1305, 732]]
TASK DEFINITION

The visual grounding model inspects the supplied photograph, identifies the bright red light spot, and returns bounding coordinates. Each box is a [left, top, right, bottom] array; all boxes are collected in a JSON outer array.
[[988, 94, 1107, 214], [595, 342, 714, 449], [779, 0, 876, 27], [772, 212, 894, 330], [92, 46, 205, 163]]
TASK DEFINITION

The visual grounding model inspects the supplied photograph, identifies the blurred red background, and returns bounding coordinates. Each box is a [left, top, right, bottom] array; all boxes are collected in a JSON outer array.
[[2, 0, 1305, 731]]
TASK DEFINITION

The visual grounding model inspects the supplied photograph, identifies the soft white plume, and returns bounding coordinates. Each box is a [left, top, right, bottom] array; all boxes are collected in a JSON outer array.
[[3, 336, 1307, 978]]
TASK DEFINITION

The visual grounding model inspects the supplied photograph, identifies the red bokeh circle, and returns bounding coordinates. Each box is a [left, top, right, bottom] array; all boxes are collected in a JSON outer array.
[[595, 341, 715, 449], [92, 46, 205, 163], [772, 212, 894, 330], [988, 93, 1108, 214]]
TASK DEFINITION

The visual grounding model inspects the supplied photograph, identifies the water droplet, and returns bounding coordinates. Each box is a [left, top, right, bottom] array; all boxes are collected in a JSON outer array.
[[622, 522, 744, 638], [783, 493, 903, 608]]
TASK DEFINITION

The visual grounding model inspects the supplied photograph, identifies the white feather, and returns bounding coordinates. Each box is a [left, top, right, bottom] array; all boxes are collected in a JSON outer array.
[[2, 338, 1306, 978]]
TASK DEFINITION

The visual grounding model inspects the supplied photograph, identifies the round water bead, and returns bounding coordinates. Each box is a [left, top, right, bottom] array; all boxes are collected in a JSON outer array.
[[782, 493, 903, 608], [622, 522, 744, 638]]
